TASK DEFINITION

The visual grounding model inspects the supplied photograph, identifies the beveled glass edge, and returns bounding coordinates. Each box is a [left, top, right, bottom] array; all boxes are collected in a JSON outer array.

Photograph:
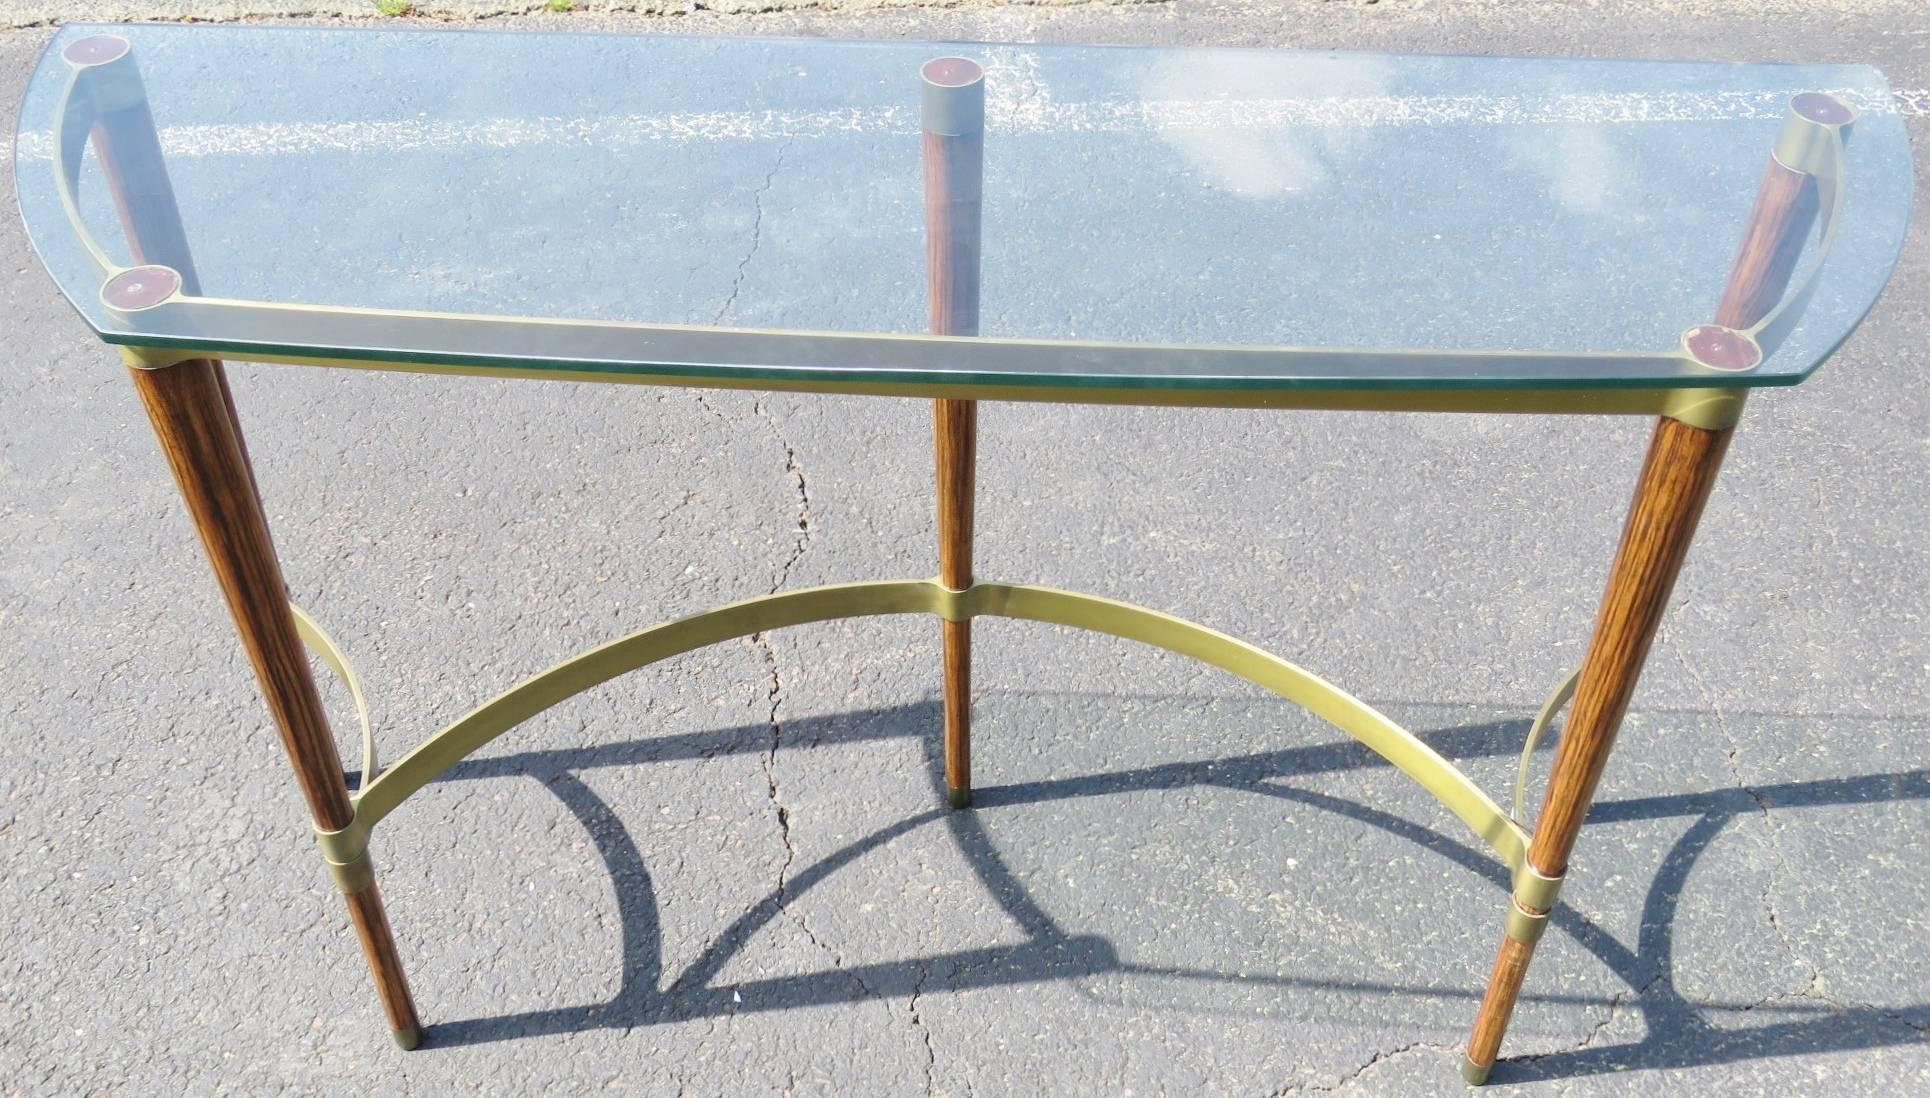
[[114, 331, 1759, 431], [105, 315, 1753, 395]]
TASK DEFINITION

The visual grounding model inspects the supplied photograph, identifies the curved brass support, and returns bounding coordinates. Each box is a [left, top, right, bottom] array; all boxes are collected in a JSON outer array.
[[320, 579, 1530, 874], [52, 40, 141, 281], [350, 581, 938, 838], [51, 65, 120, 280], [1511, 668, 1580, 825], [976, 583, 1531, 868], [290, 602, 379, 795]]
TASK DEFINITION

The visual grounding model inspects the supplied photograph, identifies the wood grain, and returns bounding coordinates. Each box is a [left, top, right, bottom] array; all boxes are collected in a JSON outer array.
[[130, 360, 350, 828], [129, 358, 421, 1039], [934, 401, 977, 588], [347, 882, 422, 1040], [1714, 157, 1818, 330], [83, 47, 203, 293], [1463, 417, 1734, 1076], [926, 104, 983, 807], [922, 129, 981, 335], [936, 399, 976, 801], [84, 46, 269, 507], [1462, 417, 1732, 1071], [1530, 417, 1734, 867], [1466, 935, 1536, 1071], [1463, 126, 1818, 1077]]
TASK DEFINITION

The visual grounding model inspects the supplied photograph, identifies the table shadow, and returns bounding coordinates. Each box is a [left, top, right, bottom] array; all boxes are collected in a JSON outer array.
[[413, 699, 1929, 1083]]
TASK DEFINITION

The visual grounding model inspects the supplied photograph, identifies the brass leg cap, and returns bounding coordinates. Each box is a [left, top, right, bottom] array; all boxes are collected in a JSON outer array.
[[1460, 1055, 1491, 1086], [393, 1026, 423, 1051], [947, 786, 972, 809]]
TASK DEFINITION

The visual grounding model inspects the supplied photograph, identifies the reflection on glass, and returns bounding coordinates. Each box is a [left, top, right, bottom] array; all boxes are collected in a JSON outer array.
[[12, 25, 1912, 392]]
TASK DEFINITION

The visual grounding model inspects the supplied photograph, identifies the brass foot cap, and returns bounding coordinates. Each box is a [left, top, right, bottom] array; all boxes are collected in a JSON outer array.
[[947, 786, 972, 809], [393, 1026, 423, 1051], [1460, 1055, 1491, 1086]]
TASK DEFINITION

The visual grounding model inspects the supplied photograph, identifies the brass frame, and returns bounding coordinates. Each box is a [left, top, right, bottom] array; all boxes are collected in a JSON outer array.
[[1513, 668, 1580, 824], [300, 578, 1539, 876], [114, 342, 1752, 429], [289, 603, 378, 795]]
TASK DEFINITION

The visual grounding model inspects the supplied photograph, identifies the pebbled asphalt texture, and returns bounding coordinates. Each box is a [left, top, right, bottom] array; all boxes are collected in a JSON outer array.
[[0, 1, 1926, 1094]]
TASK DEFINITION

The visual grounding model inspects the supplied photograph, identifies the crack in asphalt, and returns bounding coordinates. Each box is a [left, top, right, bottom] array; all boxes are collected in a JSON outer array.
[[712, 376, 937, 1080], [1573, 972, 1662, 1051], [1673, 645, 1821, 990], [694, 138, 790, 422], [1497, 970, 1667, 1092], [687, 131, 830, 1014], [908, 961, 939, 1095], [752, 459, 811, 961], [10, 9, 1926, 1094], [756, 397, 813, 593], [1269, 1040, 1457, 1094], [711, 138, 789, 327]]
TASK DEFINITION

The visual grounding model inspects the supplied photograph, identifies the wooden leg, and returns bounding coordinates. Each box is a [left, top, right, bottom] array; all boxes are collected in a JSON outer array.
[[921, 57, 985, 809], [346, 886, 421, 1045], [1461, 92, 1854, 1085], [127, 357, 423, 1049], [1462, 416, 1733, 1082], [936, 397, 977, 807]]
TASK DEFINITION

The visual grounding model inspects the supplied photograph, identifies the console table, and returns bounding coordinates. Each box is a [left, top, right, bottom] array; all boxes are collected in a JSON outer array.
[[14, 24, 1912, 1084]]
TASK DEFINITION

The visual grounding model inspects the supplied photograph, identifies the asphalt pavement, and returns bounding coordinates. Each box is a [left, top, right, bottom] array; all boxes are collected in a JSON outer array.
[[1, 2, 1926, 1094]]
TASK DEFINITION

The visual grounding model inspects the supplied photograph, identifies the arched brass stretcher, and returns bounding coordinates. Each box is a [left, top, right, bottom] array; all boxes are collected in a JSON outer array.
[[299, 578, 1555, 897], [20, 25, 1904, 1086]]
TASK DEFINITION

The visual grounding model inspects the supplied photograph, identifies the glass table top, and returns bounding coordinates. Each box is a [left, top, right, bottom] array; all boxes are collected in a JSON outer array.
[[13, 24, 1914, 395]]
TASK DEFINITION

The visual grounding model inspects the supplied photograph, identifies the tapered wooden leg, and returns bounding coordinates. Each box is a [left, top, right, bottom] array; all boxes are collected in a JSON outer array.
[[1461, 90, 1853, 1085], [127, 357, 422, 1049], [346, 885, 421, 1046], [78, 34, 417, 1042], [922, 56, 986, 809], [1462, 417, 1732, 1082], [936, 398, 977, 807]]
